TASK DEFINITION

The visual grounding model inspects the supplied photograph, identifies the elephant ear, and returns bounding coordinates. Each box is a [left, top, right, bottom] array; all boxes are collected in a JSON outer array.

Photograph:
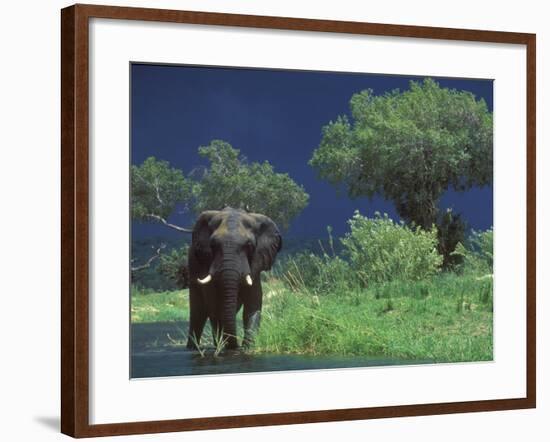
[[251, 215, 282, 274], [192, 211, 218, 262]]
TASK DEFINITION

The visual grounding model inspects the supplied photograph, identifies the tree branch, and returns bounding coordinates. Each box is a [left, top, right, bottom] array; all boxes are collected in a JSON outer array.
[[153, 178, 164, 206], [146, 214, 193, 233], [131, 244, 166, 272], [135, 173, 165, 207]]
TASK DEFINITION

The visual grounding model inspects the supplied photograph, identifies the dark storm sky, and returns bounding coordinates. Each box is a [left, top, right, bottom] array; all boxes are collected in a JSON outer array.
[[131, 63, 493, 240]]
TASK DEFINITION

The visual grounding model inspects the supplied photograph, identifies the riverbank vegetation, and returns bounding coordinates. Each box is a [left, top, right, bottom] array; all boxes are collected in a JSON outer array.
[[131, 213, 493, 363]]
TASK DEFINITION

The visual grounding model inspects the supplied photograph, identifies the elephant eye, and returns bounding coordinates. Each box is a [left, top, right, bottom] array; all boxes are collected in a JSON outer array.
[[244, 241, 255, 255]]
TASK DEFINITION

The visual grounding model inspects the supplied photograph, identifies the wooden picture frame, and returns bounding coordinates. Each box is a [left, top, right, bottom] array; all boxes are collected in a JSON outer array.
[[61, 3, 536, 437]]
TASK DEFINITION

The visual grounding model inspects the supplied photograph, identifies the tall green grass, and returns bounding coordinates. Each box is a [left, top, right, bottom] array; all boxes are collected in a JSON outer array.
[[254, 274, 492, 362], [131, 286, 188, 323], [131, 273, 493, 362]]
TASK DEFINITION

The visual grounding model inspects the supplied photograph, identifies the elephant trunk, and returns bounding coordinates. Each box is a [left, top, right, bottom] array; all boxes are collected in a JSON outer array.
[[219, 268, 240, 349]]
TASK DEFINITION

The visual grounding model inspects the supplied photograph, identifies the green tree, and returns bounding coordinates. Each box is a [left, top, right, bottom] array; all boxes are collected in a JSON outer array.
[[132, 143, 309, 231], [192, 140, 309, 229], [310, 79, 493, 232], [131, 157, 194, 232], [132, 143, 309, 287]]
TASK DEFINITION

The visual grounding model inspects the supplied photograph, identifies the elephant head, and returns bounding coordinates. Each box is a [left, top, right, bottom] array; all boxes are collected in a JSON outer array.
[[189, 207, 282, 348]]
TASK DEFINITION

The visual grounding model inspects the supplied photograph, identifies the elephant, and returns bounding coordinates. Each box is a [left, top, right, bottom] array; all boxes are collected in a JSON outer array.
[[186, 207, 282, 350]]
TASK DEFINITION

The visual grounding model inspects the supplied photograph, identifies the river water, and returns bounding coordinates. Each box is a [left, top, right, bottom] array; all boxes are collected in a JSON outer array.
[[131, 322, 432, 378]]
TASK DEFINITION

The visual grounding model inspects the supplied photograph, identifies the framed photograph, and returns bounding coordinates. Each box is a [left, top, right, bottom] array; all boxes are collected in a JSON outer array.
[[61, 4, 536, 438]]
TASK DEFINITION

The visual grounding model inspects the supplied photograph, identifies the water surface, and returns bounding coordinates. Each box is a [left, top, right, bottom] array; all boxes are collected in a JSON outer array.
[[131, 322, 432, 378]]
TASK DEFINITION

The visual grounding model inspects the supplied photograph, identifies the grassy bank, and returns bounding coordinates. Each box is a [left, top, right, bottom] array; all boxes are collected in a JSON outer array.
[[131, 272, 492, 363], [131, 288, 188, 323]]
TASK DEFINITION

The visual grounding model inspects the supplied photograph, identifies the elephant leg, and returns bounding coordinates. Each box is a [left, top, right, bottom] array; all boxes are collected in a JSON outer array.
[[242, 283, 262, 348], [243, 310, 261, 348], [186, 284, 207, 350]]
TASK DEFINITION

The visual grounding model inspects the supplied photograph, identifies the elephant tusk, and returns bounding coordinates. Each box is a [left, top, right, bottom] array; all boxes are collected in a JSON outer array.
[[245, 275, 253, 286], [197, 274, 212, 285]]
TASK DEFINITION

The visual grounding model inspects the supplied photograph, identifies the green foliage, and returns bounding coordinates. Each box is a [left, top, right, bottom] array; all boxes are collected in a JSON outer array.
[[277, 213, 444, 293], [192, 140, 309, 228], [131, 142, 309, 231], [255, 274, 492, 361], [277, 252, 354, 296], [469, 228, 493, 268], [341, 211, 442, 284], [310, 78, 493, 230], [131, 238, 178, 291], [131, 273, 493, 362], [157, 245, 190, 288], [275, 227, 355, 295], [131, 286, 188, 323], [131, 157, 193, 222], [453, 228, 493, 275], [132, 143, 310, 287]]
